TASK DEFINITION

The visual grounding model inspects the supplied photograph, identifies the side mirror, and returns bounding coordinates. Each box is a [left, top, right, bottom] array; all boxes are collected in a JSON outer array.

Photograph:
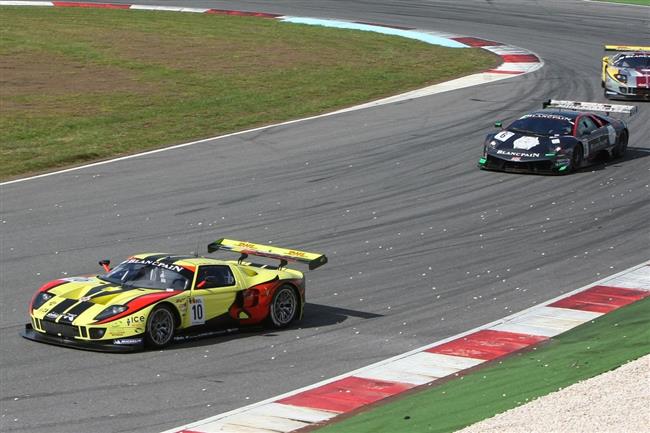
[[99, 259, 111, 272], [494, 121, 503, 128], [196, 275, 219, 289]]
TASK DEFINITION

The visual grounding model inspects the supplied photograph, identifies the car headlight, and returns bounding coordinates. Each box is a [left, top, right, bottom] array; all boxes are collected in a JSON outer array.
[[32, 292, 54, 310], [93, 305, 128, 322], [614, 73, 627, 83]]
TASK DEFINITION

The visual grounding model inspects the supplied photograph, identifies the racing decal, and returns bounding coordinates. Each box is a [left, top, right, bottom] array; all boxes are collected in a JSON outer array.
[[521, 113, 573, 122], [61, 277, 95, 283], [114, 338, 143, 345], [44, 298, 76, 321], [513, 136, 539, 150], [190, 297, 205, 325], [551, 138, 561, 144], [85, 283, 114, 297], [494, 131, 515, 142], [125, 314, 146, 326], [57, 301, 94, 324], [124, 258, 184, 273], [606, 125, 616, 145], [636, 75, 649, 89], [496, 150, 541, 158], [94, 291, 180, 324]]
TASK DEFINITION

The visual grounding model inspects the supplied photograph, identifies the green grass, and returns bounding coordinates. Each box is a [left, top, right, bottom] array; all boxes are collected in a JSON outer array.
[[596, 0, 650, 5], [315, 297, 650, 433], [0, 7, 497, 179]]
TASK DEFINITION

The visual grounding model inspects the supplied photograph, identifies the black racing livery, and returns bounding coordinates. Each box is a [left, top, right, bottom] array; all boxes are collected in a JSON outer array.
[[478, 100, 635, 174]]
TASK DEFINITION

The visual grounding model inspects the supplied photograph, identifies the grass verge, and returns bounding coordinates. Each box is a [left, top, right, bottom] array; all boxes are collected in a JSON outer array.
[[313, 297, 650, 433], [595, 0, 650, 5], [0, 7, 497, 180]]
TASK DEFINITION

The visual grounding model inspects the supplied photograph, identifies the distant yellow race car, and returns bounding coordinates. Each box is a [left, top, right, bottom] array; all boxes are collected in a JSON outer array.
[[23, 239, 327, 352], [602, 45, 650, 100]]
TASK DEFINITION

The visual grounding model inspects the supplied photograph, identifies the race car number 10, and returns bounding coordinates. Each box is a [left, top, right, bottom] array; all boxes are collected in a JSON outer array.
[[190, 297, 205, 325]]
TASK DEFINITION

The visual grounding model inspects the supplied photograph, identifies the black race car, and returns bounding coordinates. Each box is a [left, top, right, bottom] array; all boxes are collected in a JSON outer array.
[[478, 100, 636, 174]]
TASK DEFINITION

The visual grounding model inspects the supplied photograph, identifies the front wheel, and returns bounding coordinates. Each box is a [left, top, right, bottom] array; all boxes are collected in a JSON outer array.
[[612, 132, 628, 159], [267, 285, 299, 328], [569, 144, 583, 173], [145, 305, 175, 348]]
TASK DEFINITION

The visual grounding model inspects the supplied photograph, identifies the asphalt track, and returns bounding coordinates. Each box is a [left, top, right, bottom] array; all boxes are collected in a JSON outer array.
[[1, 1, 648, 432]]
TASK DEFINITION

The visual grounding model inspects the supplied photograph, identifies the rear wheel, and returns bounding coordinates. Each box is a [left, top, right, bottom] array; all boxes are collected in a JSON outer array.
[[145, 305, 175, 348], [268, 285, 299, 328], [612, 131, 628, 159]]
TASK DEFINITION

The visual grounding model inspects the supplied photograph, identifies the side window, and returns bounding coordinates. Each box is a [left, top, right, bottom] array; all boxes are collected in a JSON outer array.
[[578, 117, 597, 136], [195, 265, 236, 289], [590, 115, 606, 128]]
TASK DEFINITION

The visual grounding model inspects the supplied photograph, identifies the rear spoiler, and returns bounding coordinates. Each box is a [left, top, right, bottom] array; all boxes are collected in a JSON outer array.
[[207, 238, 328, 270], [542, 100, 637, 116], [604, 45, 650, 52]]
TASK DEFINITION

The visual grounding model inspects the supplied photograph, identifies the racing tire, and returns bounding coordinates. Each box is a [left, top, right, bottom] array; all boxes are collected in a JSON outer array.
[[145, 305, 176, 348], [569, 144, 583, 173], [612, 131, 628, 159], [267, 285, 299, 329]]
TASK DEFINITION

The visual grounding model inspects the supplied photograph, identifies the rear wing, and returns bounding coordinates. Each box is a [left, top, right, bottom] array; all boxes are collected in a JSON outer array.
[[542, 100, 637, 116], [208, 238, 327, 270], [604, 45, 650, 52]]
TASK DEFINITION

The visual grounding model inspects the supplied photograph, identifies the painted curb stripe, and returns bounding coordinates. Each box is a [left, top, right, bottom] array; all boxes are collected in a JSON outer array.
[[277, 376, 415, 414], [549, 285, 650, 313], [500, 54, 541, 63], [426, 329, 548, 360], [451, 37, 503, 47], [162, 260, 649, 433], [353, 352, 483, 386]]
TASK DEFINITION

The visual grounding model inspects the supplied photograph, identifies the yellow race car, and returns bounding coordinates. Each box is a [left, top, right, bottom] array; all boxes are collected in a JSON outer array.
[[602, 45, 650, 100], [23, 239, 327, 352]]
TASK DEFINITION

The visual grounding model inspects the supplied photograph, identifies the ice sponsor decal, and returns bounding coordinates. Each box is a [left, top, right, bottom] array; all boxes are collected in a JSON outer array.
[[494, 131, 515, 142], [513, 136, 540, 150], [496, 150, 541, 158], [126, 315, 146, 326]]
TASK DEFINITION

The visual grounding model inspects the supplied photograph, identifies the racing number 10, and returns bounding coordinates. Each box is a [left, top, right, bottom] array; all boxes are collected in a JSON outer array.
[[190, 297, 205, 325]]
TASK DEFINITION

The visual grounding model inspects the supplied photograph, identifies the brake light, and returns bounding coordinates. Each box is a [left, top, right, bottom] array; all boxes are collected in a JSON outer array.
[[243, 289, 259, 308]]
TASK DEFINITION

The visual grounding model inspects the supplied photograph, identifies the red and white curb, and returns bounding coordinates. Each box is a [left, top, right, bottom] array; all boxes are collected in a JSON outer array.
[[0, 1, 542, 187], [162, 261, 650, 433]]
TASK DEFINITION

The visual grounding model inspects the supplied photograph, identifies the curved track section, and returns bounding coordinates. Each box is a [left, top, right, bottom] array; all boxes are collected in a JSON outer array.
[[1, 2, 648, 433]]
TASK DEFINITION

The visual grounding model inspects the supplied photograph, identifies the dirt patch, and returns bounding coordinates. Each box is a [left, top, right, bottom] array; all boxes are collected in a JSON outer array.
[[87, 27, 348, 74], [0, 51, 154, 114]]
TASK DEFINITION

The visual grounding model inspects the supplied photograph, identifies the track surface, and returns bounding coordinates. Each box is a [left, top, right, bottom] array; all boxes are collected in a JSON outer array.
[[1, 1, 648, 432]]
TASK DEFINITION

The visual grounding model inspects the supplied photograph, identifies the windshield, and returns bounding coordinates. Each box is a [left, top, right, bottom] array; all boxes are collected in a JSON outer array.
[[615, 56, 650, 68], [508, 114, 574, 136], [99, 259, 193, 290]]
